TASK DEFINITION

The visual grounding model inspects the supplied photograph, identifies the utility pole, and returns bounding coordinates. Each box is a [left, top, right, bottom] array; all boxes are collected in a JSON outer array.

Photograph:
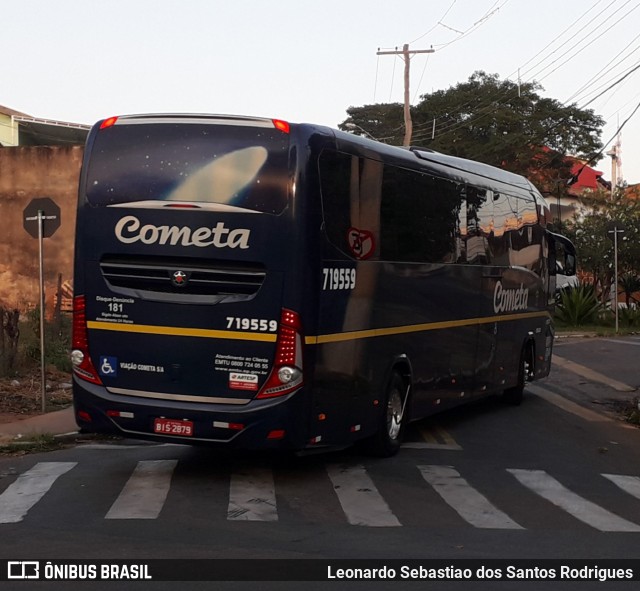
[[377, 44, 434, 146]]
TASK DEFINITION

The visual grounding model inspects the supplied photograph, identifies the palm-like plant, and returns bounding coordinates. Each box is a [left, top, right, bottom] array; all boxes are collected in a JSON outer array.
[[555, 283, 603, 327]]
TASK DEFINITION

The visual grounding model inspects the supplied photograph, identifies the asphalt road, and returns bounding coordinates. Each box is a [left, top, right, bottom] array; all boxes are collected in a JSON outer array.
[[0, 336, 639, 591]]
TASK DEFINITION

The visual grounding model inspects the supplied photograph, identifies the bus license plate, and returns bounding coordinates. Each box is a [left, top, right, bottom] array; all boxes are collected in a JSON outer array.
[[154, 418, 194, 437]]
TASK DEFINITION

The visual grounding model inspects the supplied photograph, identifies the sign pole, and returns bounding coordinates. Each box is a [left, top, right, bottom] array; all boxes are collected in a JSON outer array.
[[613, 226, 620, 335], [23, 197, 61, 414], [38, 210, 46, 413], [607, 224, 625, 335]]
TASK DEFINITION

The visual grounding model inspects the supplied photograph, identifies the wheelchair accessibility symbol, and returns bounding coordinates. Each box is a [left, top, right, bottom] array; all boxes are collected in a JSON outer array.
[[99, 356, 118, 377]]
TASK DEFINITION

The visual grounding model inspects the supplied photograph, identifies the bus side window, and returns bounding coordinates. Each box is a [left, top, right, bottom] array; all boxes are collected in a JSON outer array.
[[548, 232, 577, 277], [465, 185, 491, 265], [319, 150, 352, 253], [319, 150, 382, 261], [548, 230, 577, 294]]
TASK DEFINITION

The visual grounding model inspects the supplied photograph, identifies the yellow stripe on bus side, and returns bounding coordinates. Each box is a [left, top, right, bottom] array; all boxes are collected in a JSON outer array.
[[88, 310, 549, 346], [304, 311, 550, 345], [86, 321, 278, 343]]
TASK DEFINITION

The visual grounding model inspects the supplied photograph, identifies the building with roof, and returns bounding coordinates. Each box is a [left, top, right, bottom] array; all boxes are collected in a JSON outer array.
[[0, 104, 89, 147], [0, 104, 88, 311]]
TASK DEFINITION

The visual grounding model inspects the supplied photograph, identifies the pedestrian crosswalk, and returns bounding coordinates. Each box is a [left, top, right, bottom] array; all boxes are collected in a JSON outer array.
[[418, 465, 523, 530], [0, 462, 76, 524], [327, 464, 401, 527], [105, 460, 177, 520], [227, 467, 277, 522], [1, 459, 639, 532]]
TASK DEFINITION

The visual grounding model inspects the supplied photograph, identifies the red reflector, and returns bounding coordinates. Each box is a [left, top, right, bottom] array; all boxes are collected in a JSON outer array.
[[99, 116, 118, 129], [272, 119, 290, 133], [106, 410, 119, 417], [72, 295, 103, 386], [78, 410, 92, 422], [267, 429, 286, 440], [72, 295, 88, 350], [229, 423, 244, 431]]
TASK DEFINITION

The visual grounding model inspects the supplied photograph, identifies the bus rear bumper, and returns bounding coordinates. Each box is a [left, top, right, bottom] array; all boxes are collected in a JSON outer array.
[[73, 377, 309, 450]]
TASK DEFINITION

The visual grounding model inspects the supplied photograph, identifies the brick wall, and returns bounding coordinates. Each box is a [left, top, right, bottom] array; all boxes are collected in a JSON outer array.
[[0, 145, 83, 310]]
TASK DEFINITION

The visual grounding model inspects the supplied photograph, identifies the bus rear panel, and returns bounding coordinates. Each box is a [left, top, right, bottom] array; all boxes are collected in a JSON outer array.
[[73, 115, 312, 449]]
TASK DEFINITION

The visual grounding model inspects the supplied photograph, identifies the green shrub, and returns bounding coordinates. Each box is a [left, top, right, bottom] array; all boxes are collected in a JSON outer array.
[[619, 306, 640, 328], [20, 308, 72, 373], [555, 283, 603, 327]]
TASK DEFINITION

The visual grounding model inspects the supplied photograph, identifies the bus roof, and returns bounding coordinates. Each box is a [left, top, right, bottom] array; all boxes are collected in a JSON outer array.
[[89, 114, 543, 198]]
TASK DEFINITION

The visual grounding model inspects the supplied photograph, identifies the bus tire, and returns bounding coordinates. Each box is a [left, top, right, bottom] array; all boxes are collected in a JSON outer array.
[[367, 372, 407, 457], [503, 342, 534, 406]]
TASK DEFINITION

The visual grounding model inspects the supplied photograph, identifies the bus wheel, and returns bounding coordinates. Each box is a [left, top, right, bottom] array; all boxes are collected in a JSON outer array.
[[368, 372, 407, 457], [503, 342, 534, 406]]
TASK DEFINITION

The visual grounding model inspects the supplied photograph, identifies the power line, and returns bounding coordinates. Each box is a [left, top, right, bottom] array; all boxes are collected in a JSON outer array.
[[412, 0, 625, 139], [529, 0, 640, 84], [570, 97, 640, 179], [564, 30, 640, 103], [581, 60, 640, 108], [410, 5, 603, 136], [409, 0, 457, 45], [415, 1, 639, 145]]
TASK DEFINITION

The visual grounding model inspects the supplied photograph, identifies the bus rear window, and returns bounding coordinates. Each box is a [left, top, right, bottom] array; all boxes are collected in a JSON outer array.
[[85, 121, 290, 214]]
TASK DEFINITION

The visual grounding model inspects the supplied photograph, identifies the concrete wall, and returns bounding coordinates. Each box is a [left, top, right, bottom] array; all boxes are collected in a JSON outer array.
[[0, 145, 83, 310]]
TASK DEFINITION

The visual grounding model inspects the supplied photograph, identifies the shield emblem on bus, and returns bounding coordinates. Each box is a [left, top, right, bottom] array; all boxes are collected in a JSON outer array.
[[347, 227, 375, 260]]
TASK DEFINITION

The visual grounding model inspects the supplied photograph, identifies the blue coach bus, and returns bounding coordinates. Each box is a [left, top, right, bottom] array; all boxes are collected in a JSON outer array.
[[72, 114, 575, 456]]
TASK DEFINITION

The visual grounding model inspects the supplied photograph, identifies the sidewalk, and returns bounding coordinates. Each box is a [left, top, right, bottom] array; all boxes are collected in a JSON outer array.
[[0, 406, 78, 444]]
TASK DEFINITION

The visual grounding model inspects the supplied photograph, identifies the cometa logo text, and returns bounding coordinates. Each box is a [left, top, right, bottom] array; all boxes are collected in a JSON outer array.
[[493, 281, 529, 313], [114, 216, 250, 249]]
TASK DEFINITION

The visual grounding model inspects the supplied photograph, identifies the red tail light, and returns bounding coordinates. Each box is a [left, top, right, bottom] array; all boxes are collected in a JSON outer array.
[[72, 295, 103, 385], [256, 308, 303, 399], [99, 116, 118, 130], [272, 119, 290, 134]]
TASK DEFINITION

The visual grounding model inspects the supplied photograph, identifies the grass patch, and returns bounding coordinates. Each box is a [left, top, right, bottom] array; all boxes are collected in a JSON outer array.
[[0, 433, 68, 456], [624, 399, 640, 427]]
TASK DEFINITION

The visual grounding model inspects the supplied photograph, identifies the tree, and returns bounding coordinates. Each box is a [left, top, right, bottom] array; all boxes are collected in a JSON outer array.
[[568, 190, 640, 304], [339, 102, 405, 143], [339, 71, 604, 191]]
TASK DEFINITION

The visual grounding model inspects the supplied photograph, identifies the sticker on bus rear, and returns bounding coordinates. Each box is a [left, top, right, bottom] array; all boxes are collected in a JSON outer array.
[[229, 372, 259, 391], [99, 356, 118, 377]]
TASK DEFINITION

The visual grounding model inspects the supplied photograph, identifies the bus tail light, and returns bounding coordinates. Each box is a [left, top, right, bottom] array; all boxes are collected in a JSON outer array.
[[256, 308, 303, 399], [71, 295, 103, 385], [272, 119, 290, 134], [99, 116, 118, 130]]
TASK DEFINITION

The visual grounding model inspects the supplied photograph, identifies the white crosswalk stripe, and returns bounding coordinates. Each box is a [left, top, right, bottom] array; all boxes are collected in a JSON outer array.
[[326, 464, 401, 527], [508, 469, 640, 532], [602, 474, 640, 501], [418, 465, 523, 529], [105, 460, 177, 519], [0, 462, 77, 523], [1, 460, 640, 531], [227, 467, 278, 521]]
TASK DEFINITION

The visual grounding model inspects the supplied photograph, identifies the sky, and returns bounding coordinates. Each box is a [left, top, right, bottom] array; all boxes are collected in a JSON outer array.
[[3, 0, 640, 184]]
